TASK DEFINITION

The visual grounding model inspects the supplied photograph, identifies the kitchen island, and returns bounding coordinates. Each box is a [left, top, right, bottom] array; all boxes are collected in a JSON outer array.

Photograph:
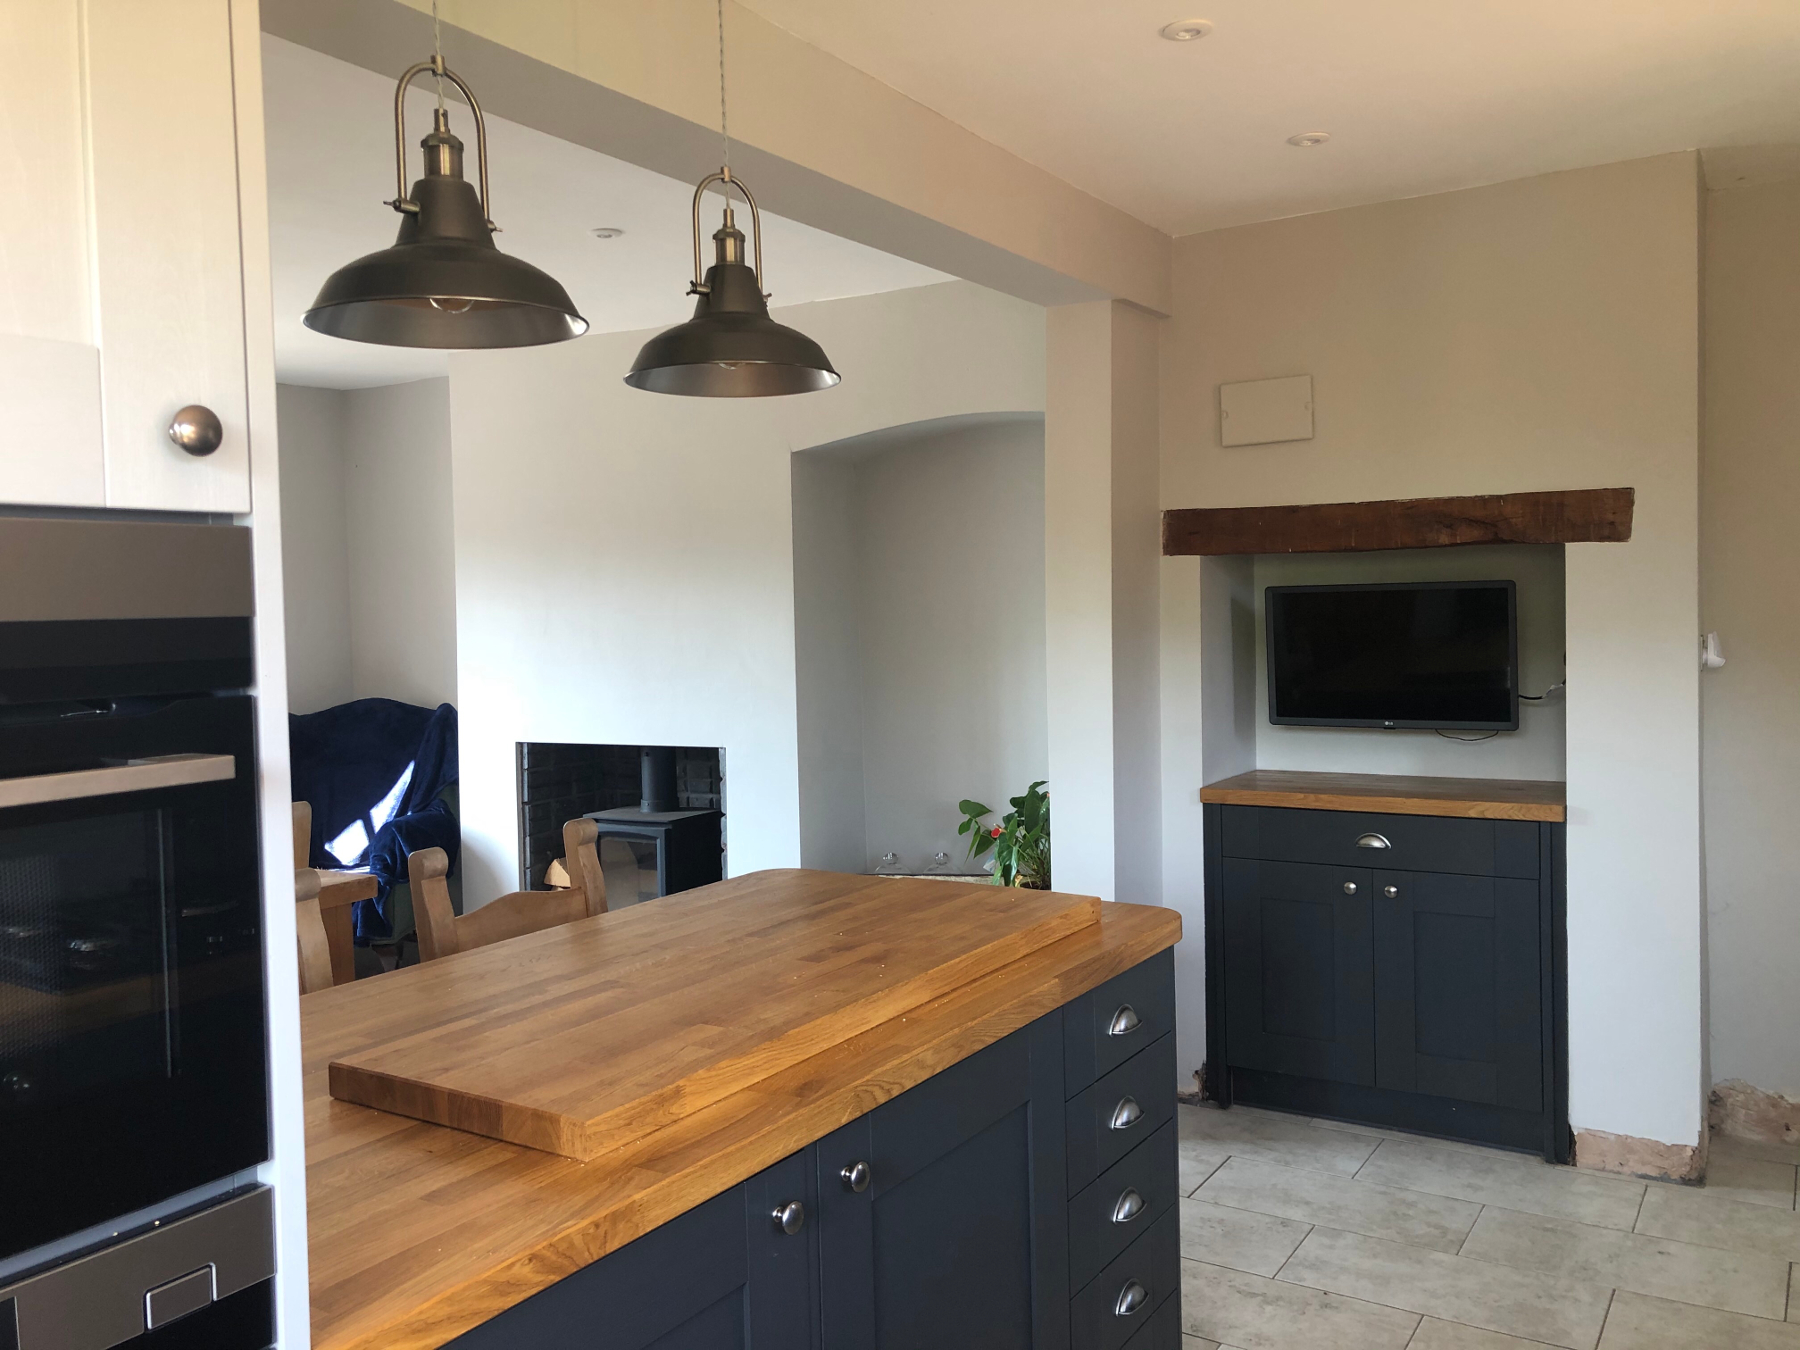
[[303, 869, 1182, 1350]]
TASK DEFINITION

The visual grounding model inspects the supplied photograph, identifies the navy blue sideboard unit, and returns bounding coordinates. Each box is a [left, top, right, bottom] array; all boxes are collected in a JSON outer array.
[[1202, 772, 1569, 1162]]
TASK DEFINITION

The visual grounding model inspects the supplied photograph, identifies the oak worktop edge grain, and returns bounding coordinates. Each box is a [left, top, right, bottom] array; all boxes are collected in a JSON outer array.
[[304, 883, 1179, 1350], [1199, 769, 1567, 822]]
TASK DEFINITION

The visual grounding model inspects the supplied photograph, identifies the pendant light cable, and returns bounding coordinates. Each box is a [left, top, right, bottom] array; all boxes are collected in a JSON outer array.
[[717, 0, 731, 180], [432, 0, 445, 112]]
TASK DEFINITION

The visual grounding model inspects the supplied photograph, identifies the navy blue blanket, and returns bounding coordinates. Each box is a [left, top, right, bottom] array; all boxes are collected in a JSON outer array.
[[290, 698, 459, 942]]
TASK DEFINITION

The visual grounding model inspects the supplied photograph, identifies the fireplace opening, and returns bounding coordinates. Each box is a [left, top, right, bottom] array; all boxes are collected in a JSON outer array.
[[516, 742, 724, 908]]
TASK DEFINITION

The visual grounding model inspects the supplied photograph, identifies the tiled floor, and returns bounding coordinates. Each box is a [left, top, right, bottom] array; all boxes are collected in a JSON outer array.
[[1176, 1103, 1800, 1350]]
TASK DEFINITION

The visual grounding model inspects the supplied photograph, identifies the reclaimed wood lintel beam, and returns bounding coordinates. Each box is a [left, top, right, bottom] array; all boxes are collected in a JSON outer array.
[[1161, 486, 1634, 556]]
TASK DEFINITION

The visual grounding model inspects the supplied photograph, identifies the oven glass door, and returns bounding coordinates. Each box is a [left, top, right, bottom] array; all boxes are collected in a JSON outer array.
[[0, 696, 266, 1259]]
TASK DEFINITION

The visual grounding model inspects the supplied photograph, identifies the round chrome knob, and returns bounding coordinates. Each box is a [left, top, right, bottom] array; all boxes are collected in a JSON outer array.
[[1343, 881, 1358, 895], [1109, 1096, 1143, 1131], [841, 1159, 872, 1193], [1114, 1278, 1149, 1318], [1383, 885, 1399, 898], [167, 405, 223, 457], [771, 1200, 805, 1235], [1111, 1187, 1145, 1224]]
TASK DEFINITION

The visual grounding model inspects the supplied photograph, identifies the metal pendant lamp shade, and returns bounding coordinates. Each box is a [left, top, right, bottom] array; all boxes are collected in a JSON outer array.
[[305, 58, 586, 349], [627, 171, 839, 396]]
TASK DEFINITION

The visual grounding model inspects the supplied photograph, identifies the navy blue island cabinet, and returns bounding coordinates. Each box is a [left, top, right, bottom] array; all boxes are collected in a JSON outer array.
[[444, 949, 1180, 1350]]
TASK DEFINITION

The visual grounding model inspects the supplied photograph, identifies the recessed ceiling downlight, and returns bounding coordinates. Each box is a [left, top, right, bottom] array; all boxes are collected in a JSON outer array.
[[1159, 19, 1213, 41], [591, 226, 625, 239], [1287, 131, 1331, 147]]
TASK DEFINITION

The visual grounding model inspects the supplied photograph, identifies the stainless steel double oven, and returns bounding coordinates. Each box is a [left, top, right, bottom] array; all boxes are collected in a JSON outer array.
[[0, 519, 274, 1350]]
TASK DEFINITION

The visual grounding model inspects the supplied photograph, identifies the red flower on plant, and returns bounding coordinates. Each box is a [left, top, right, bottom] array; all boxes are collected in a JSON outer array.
[[990, 825, 1003, 838]]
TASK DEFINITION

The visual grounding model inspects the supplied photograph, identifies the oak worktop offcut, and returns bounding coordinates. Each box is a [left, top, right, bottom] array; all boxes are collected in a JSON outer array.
[[303, 868, 1181, 1350]]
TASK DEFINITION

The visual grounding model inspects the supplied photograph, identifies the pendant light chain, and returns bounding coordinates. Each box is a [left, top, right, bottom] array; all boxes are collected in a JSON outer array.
[[717, 0, 731, 180]]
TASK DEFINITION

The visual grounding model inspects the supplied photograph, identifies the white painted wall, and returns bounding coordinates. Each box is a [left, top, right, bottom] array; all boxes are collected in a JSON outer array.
[[1252, 546, 1567, 780], [1044, 302, 1164, 907], [791, 452, 868, 874], [1161, 154, 1704, 1148], [1701, 175, 1800, 1099], [793, 416, 1048, 875], [341, 378, 457, 710], [275, 383, 352, 714], [448, 281, 1045, 907], [275, 378, 456, 713]]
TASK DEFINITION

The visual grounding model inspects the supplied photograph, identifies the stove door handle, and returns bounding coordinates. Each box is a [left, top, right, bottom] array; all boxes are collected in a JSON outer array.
[[0, 754, 236, 809]]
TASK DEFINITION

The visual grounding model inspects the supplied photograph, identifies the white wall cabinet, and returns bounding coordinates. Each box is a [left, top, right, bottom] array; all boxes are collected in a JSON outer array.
[[0, 0, 251, 513]]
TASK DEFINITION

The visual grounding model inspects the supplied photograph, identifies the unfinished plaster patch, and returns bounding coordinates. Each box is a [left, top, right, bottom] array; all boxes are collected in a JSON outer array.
[[1709, 1079, 1800, 1148], [1574, 1127, 1705, 1182]]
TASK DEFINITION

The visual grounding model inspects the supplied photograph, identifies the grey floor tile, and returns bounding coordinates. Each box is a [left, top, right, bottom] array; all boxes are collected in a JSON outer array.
[[1181, 1338, 1222, 1350], [1790, 1262, 1796, 1322], [1356, 1137, 1645, 1230], [1309, 1119, 1516, 1159], [1408, 1318, 1567, 1349], [1712, 1135, 1800, 1168], [1693, 1149, 1800, 1209], [1180, 1197, 1311, 1276], [1637, 1182, 1800, 1263], [1461, 1204, 1788, 1319], [1180, 1103, 1381, 1178], [1182, 1258, 1420, 1350], [1198, 1156, 1480, 1253], [1183, 1148, 1227, 1197], [1597, 1289, 1800, 1349], [1278, 1226, 1612, 1350]]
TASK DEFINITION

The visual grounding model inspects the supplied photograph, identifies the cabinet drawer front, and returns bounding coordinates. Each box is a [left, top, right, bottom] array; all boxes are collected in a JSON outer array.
[[1067, 1034, 1175, 1195], [1221, 805, 1538, 879], [1065, 948, 1175, 1096], [1069, 1119, 1177, 1290], [1119, 1294, 1180, 1350], [1071, 1205, 1178, 1350]]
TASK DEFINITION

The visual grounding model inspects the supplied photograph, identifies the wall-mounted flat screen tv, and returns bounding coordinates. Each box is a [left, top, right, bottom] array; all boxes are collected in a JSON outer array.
[[1266, 580, 1519, 730]]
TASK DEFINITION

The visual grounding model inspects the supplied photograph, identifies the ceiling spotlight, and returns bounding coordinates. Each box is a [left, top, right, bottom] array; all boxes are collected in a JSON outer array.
[[1287, 131, 1331, 147], [1160, 19, 1213, 41], [590, 227, 625, 240]]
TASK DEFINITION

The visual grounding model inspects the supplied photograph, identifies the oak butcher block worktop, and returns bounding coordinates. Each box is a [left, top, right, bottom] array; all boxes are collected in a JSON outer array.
[[327, 870, 1099, 1158], [304, 869, 1181, 1350]]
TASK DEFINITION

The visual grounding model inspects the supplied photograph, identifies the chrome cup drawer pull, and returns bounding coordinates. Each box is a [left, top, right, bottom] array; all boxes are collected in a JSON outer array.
[[771, 1200, 805, 1235], [1111, 1186, 1145, 1224], [1106, 1004, 1142, 1038], [1355, 832, 1392, 849], [1108, 1096, 1142, 1131], [1114, 1278, 1149, 1318]]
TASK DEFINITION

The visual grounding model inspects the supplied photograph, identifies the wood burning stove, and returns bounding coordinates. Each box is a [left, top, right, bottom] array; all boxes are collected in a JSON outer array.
[[516, 743, 722, 906]]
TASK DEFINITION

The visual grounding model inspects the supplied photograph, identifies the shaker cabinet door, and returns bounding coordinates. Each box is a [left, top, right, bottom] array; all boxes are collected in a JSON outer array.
[[0, 0, 251, 513], [87, 0, 250, 512], [816, 1014, 1069, 1350], [1372, 870, 1543, 1111], [1222, 858, 1376, 1087], [442, 1149, 816, 1349]]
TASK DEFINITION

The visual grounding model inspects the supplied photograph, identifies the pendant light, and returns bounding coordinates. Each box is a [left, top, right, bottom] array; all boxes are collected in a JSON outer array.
[[305, 6, 586, 349], [626, 1, 839, 396]]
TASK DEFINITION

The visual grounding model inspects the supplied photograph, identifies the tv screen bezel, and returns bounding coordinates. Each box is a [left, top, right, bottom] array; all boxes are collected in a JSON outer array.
[[1264, 579, 1521, 732]]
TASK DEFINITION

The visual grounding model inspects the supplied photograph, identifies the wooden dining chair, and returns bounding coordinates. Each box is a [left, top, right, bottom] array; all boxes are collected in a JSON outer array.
[[292, 800, 312, 868], [410, 818, 607, 963], [295, 867, 336, 995]]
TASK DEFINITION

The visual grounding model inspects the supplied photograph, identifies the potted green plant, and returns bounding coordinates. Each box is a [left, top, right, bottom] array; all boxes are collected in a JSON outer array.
[[957, 781, 1050, 889]]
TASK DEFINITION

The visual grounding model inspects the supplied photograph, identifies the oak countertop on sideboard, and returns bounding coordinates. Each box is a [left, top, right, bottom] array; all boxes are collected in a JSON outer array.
[[1200, 769, 1567, 822], [302, 869, 1181, 1350]]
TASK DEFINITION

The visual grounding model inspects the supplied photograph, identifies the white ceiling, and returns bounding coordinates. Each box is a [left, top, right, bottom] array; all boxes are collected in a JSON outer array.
[[263, 36, 950, 390], [737, 0, 1800, 236]]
